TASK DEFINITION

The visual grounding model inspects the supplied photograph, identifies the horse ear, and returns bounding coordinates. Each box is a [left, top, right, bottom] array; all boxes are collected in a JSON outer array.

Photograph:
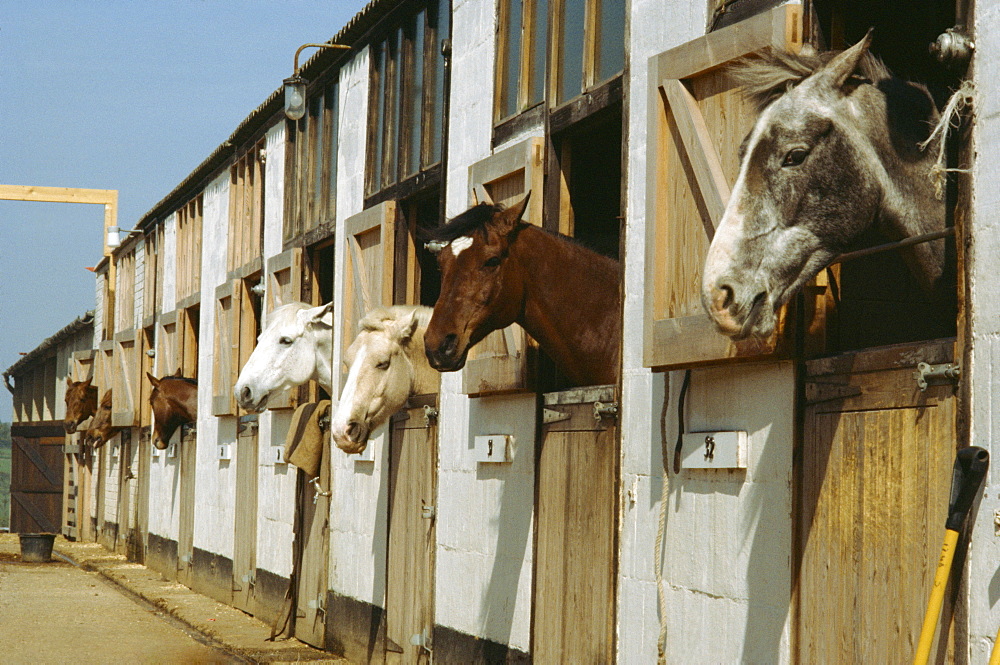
[[146, 372, 160, 388], [820, 28, 873, 92], [494, 192, 531, 234], [390, 310, 421, 346], [301, 302, 334, 329], [81, 376, 92, 388]]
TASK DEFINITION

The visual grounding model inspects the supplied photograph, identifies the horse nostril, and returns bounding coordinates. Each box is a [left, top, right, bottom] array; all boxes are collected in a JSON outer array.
[[439, 334, 458, 358], [240, 386, 252, 404], [712, 283, 735, 312], [346, 421, 368, 443]]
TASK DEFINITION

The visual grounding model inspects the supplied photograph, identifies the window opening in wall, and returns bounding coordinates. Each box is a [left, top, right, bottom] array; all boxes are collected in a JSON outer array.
[[807, 0, 960, 354], [182, 305, 200, 379], [496, 0, 548, 123], [366, 0, 450, 198], [399, 189, 442, 307], [286, 79, 340, 244], [307, 241, 335, 402]]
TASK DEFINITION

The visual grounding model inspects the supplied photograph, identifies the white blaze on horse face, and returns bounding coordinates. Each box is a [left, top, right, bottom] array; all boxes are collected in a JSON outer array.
[[449, 235, 474, 258], [333, 343, 367, 430]]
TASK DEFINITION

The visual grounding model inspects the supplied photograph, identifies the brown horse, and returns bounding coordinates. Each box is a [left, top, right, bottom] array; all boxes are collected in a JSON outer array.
[[147, 373, 197, 450], [423, 195, 621, 387], [87, 389, 120, 448], [64, 377, 98, 434]]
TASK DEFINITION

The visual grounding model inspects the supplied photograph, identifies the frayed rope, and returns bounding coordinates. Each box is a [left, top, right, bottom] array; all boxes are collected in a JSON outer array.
[[919, 79, 975, 200]]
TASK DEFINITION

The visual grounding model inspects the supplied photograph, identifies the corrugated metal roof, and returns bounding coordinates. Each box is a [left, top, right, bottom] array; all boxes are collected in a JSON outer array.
[[3, 311, 95, 379], [133, 0, 391, 234]]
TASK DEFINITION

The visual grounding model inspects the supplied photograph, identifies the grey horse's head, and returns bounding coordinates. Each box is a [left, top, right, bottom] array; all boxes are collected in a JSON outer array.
[[702, 32, 943, 339]]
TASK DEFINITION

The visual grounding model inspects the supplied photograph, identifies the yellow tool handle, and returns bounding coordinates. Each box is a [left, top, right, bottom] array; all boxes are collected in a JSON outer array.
[[914, 528, 960, 665], [990, 624, 1000, 665]]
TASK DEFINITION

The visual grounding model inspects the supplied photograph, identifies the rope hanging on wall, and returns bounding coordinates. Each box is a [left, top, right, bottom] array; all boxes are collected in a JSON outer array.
[[920, 79, 975, 200]]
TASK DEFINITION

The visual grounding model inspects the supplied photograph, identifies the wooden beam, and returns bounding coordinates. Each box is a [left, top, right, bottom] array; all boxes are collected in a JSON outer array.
[[0, 184, 117, 205]]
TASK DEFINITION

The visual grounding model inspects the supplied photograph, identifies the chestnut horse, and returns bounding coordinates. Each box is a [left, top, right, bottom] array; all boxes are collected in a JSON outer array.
[[423, 195, 621, 387], [147, 373, 197, 450], [86, 390, 120, 448], [64, 377, 98, 434]]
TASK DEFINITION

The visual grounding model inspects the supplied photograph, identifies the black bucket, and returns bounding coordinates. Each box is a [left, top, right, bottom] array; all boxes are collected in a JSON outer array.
[[19, 533, 56, 563]]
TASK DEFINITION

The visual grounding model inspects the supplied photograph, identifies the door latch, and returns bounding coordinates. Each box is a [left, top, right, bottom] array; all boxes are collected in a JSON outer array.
[[423, 405, 438, 428], [914, 361, 961, 391], [593, 401, 619, 422]]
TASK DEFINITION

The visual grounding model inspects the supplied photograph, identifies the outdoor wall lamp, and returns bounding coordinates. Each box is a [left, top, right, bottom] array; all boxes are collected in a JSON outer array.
[[106, 226, 141, 248], [283, 42, 351, 120]]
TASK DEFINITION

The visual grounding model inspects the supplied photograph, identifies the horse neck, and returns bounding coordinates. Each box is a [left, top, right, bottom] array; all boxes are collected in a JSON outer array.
[[312, 330, 334, 395], [409, 325, 441, 396], [512, 225, 621, 386]]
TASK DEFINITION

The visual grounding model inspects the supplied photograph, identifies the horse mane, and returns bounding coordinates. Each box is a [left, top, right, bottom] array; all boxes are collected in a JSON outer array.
[[161, 375, 198, 386], [732, 48, 892, 110], [421, 203, 504, 243], [359, 305, 433, 333]]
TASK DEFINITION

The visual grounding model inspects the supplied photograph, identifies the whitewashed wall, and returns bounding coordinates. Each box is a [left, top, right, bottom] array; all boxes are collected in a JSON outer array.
[[256, 122, 298, 579], [964, 5, 1000, 662], [617, 1, 796, 662], [329, 46, 390, 606], [193, 172, 237, 560]]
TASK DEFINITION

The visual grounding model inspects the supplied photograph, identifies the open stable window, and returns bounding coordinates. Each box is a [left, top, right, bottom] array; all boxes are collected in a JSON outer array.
[[228, 141, 265, 276], [286, 80, 340, 243], [341, 202, 397, 388], [366, 0, 450, 198], [461, 137, 544, 395], [176, 196, 203, 308], [212, 277, 261, 417], [643, 5, 805, 369], [264, 247, 305, 409], [142, 224, 164, 328]]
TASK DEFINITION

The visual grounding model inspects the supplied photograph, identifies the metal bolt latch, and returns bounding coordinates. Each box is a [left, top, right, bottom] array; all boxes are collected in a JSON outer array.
[[704, 435, 715, 461], [914, 361, 961, 391], [423, 405, 439, 428], [593, 401, 619, 422], [310, 477, 331, 504], [421, 501, 435, 520]]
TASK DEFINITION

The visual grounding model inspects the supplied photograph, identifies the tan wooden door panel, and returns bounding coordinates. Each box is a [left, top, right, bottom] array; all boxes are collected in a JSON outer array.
[[534, 388, 617, 663], [213, 283, 239, 416], [10, 431, 65, 534], [232, 421, 259, 614], [644, 5, 804, 369], [112, 331, 139, 427], [176, 428, 197, 587], [797, 340, 957, 663], [386, 400, 437, 662]]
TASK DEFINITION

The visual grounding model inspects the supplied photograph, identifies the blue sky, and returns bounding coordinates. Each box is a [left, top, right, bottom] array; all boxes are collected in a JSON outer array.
[[0, 1, 368, 421]]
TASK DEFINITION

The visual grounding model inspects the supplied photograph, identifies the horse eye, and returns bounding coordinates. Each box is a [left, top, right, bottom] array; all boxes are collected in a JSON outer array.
[[483, 256, 502, 268], [375, 360, 390, 370], [279, 336, 294, 346], [782, 148, 809, 167]]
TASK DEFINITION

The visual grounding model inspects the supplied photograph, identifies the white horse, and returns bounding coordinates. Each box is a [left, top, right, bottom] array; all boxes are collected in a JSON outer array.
[[332, 305, 438, 454], [234, 302, 334, 411], [234, 302, 438, 455]]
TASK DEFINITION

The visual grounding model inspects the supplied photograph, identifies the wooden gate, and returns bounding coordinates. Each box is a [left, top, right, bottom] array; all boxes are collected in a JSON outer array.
[[796, 340, 958, 662], [295, 436, 331, 647], [10, 422, 65, 534], [534, 386, 618, 662], [386, 396, 438, 661], [177, 428, 197, 586], [232, 416, 259, 614]]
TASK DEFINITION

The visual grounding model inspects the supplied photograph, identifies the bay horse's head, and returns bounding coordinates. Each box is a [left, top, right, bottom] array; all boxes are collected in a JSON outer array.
[[234, 302, 333, 412], [423, 195, 531, 371], [702, 31, 944, 339], [64, 377, 97, 434], [332, 306, 434, 454], [147, 372, 197, 450], [86, 389, 119, 448]]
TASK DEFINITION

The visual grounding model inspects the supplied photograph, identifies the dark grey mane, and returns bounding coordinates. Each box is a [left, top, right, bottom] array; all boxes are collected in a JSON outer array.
[[422, 202, 504, 243], [731, 48, 892, 110]]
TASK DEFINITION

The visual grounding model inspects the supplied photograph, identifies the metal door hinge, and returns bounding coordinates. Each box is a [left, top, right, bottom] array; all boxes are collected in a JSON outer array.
[[914, 361, 961, 391], [411, 628, 433, 654], [543, 408, 571, 424]]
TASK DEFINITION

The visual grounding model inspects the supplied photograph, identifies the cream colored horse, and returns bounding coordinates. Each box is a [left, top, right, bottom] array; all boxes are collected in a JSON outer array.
[[332, 305, 439, 454]]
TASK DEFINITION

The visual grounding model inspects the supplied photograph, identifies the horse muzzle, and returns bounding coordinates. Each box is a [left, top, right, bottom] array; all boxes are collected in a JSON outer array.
[[235, 385, 268, 413], [333, 420, 370, 455], [703, 280, 770, 340], [425, 333, 468, 372]]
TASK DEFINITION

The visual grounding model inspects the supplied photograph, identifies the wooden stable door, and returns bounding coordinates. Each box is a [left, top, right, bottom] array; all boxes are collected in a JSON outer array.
[[296, 441, 331, 648], [10, 423, 65, 534], [534, 388, 618, 663], [232, 419, 259, 614], [176, 429, 197, 587], [386, 399, 438, 662], [797, 340, 958, 663]]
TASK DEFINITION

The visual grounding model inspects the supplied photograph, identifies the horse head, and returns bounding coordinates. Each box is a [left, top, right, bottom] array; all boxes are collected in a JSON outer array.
[[332, 306, 435, 454], [423, 195, 531, 371], [147, 372, 198, 450], [234, 302, 333, 412], [87, 389, 119, 448], [701, 31, 945, 339], [64, 377, 97, 434]]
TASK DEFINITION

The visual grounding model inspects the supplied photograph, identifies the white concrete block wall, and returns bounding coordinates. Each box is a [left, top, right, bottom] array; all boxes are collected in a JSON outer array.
[[193, 172, 236, 560], [148, 437, 181, 540], [618, 1, 795, 662], [255, 121, 298, 579], [965, 6, 1000, 661], [330, 46, 391, 607]]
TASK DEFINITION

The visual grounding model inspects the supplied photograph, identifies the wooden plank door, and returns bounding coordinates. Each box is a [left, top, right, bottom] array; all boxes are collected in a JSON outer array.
[[232, 418, 259, 614], [176, 429, 197, 587], [295, 438, 331, 648], [796, 340, 957, 663], [133, 427, 151, 563], [10, 425, 65, 534], [534, 387, 618, 663], [386, 398, 438, 662]]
